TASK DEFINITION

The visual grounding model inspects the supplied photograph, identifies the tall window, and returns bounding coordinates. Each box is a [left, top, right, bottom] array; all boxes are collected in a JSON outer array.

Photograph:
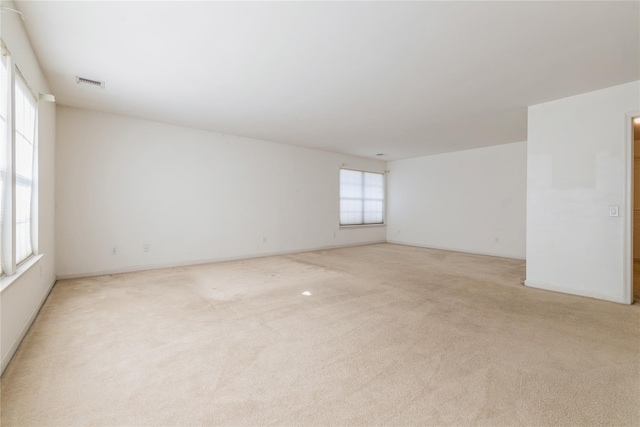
[[0, 50, 7, 274], [1, 43, 37, 277], [14, 72, 36, 264], [340, 169, 385, 226]]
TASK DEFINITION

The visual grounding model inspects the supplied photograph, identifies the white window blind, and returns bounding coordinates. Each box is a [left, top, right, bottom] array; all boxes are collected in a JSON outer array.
[[14, 73, 35, 265], [340, 169, 384, 226]]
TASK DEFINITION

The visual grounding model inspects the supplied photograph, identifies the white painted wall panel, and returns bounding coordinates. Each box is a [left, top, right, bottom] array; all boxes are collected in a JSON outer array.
[[526, 80, 640, 303], [386, 142, 527, 260], [55, 107, 386, 278], [1, 0, 57, 373]]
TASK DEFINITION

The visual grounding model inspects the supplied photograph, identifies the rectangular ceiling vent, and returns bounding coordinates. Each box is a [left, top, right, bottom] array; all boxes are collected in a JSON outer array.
[[75, 76, 105, 89]]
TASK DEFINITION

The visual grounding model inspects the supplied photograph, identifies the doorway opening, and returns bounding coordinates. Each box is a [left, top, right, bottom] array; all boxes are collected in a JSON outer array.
[[633, 116, 640, 303]]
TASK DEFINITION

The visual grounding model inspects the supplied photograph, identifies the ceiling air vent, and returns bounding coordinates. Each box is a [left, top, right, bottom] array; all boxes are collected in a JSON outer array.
[[75, 76, 105, 89]]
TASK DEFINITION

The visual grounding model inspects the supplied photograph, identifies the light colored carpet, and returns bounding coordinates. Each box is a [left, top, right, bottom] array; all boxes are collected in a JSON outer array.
[[1, 243, 639, 426]]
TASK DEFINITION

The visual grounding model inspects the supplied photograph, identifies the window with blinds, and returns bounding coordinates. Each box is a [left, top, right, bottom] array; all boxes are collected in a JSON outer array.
[[0, 43, 37, 277], [0, 52, 7, 274], [339, 169, 384, 226], [14, 73, 36, 265]]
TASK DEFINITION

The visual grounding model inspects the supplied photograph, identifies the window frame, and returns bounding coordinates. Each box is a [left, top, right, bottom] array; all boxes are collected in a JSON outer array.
[[0, 40, 38, 279], [13, 66, 37, 266], [339, 168, 386, 227]]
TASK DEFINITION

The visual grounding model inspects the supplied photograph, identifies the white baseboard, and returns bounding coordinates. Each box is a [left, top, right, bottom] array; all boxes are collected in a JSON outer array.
[[56, 240, 388, 280], [524, 279, 628, 304], [1, 275, 57, 375], [386, 240, 526, 261]]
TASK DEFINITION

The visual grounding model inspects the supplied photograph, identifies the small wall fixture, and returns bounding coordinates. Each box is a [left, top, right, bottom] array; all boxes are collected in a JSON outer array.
[[0, 7, 26, 20], [39, 93, 55, 103]]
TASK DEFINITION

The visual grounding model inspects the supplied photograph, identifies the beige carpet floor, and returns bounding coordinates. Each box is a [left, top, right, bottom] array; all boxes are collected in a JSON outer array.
[[1, 243, 639, 426]]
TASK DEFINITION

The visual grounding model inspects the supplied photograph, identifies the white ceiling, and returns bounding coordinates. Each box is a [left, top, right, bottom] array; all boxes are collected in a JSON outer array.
[[13, 1, 640, 160]]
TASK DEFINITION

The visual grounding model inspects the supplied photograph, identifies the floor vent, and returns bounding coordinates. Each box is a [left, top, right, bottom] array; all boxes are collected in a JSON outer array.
[[75, 76, 105, 89]]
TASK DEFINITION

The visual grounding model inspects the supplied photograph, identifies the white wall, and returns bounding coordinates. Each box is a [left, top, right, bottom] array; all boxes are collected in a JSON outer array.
[[56, 107, 386, 278], [1, 1, 57, 373], [386, 141, 527, 259], [526, 80, 640, 303]]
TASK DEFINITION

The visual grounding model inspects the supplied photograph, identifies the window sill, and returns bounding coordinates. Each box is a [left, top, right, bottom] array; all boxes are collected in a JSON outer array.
[[339, 223, 386, 229], [0, 254, 44, 293]]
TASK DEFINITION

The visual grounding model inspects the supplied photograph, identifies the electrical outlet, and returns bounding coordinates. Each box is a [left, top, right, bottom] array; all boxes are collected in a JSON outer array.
[[111, 246, 117, 255], [143, 244, 150, 252]]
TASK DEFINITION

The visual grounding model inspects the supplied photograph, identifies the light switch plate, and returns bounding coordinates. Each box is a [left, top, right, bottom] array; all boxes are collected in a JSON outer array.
[[610, 206, 619, 217]]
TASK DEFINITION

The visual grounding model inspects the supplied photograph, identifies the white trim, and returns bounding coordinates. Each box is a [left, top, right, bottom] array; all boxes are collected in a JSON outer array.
[[0, 273, 56, 375], [31, 97, 39, 255], [338, 166, 385, 175], [1, 48, 16, 275], [339, 224, 386, 229], [56, 241, 387, 280], [386, 240, 526, 261], [524, 279, 626, 304], [0, 253, 42, 292], [624, 111, 640, 305]]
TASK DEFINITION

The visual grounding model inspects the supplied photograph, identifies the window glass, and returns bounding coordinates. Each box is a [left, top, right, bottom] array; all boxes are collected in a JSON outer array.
[[0, 48, 38, 276], [0, 52, 8, 273], [340, 169, 384, 226], [14, 74, 35, 265]]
